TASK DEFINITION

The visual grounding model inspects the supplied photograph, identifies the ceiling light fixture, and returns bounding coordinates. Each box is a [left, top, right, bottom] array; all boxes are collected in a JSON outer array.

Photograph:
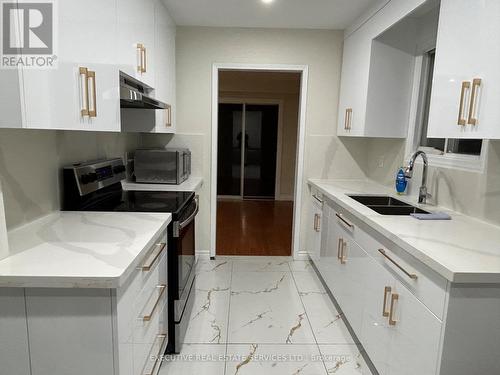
[[261, 0, 274, 4]]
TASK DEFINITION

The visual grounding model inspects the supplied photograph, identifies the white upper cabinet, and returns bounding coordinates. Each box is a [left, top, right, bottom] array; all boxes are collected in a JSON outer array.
[[337, 0, 427, 138], [153, 0, 176, 133], [116, 0, 156, 87], [0, 0, 23, 129], [427, 0, 500, 139], [22, 0, 121, 131]]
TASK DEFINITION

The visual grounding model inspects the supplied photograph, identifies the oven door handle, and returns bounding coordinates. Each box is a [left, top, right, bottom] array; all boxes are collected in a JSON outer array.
[[179, 195, 199, 231]]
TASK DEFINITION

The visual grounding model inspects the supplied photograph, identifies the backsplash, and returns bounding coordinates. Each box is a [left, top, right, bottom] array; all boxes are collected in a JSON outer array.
[[0, 129, 140, 230], [364, 138, 500, 226]]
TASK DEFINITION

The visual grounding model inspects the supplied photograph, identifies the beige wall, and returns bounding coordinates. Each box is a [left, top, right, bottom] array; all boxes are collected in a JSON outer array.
[[166, 26, 369, 254], [219, 71, 300, 199], [364, 138, 500, 226], [0, 129, 140, 230]]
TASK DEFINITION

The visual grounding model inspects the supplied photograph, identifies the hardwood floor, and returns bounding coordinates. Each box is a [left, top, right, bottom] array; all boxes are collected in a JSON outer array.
[[216, 199, 294, 256]]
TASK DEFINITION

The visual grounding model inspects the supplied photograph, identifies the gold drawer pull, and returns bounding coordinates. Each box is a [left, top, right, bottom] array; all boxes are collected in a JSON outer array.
[[346, 108, 352, 130], [468, 78, 482, 125], [144, 334, 168, 375], [137, 43, 145, 73], [457, 81, 470, 126], [314, 214, 321, 232], [337, 238, 343, 260], [87, 70, 97, 118], [335, 213, 354, 229], [340, 240, 347, 264], [142, 285, 166, 322], [378, 249, 417, 280], [382, 286, 391, 317], [79, 67, 89, 117], [389, 293, 399, 326], [142, 243, 166, 271]]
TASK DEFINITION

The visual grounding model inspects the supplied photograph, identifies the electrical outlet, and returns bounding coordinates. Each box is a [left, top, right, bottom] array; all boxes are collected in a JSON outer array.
[[377, 156, 385, 168]]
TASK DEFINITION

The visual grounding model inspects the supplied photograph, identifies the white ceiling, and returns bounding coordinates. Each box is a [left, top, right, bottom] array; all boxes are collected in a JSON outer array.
[[162, 0, 380, 30]]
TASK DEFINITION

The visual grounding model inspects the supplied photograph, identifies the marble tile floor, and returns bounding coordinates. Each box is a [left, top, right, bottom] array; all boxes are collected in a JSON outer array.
[[159, 256, 374, 375]]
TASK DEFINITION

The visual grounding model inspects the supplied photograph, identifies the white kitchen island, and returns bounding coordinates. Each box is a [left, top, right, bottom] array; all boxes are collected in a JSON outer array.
[[0, 211, 172, 375]]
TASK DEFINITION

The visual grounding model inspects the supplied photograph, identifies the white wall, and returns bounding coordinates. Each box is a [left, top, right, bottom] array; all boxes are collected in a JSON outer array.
[[157, 26, 369, 254], [0, 129, 140, 230]]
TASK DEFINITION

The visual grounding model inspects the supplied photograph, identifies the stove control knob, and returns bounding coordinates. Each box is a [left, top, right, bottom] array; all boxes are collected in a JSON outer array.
[[113, 165, 126, 174], [81, 173, 97, 184]]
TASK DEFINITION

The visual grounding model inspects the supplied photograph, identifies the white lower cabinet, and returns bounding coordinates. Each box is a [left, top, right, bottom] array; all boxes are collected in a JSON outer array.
[[0, 231, 168, 375], [316, 200, 445, 375], [0, 288, 31, 375], [306, 191, 323, 262], [361, 259, 442, 375]]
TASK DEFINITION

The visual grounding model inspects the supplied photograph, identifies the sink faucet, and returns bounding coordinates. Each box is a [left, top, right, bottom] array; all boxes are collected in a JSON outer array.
[[404, 151, 430, 204]]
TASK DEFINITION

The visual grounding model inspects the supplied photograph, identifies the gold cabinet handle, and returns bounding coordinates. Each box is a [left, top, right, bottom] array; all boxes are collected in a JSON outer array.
[[378, 249, 417, 280], [335, 213, 354, 230], [340, 240, 347, 264], [87, 70, 97, 118], [468, 78, 482, 125], [388, 293, 399, 326], [344, 108, 353, 130], [142, 45, 147, 73], [165, 104, 172, 127], [457, 81, 470, 125], [142, 243, 166, 271], [382, 286, 391, 317], [337, 237, 343, 260], [79, 67, 89, 117], [137, 43, 144, 73], [144, 334, 168, 375], [142, 284, 166, 322], [313, 213, 321, 232]]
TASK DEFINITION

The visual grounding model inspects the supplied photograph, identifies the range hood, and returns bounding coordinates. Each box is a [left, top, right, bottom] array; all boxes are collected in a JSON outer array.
[[119, 71, 168, 110]]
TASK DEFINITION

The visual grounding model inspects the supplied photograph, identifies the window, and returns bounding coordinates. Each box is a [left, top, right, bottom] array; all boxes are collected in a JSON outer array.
[[409, 49, 486, 171]]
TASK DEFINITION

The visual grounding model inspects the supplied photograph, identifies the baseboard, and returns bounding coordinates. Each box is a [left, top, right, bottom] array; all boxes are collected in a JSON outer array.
[[294, 250, 310, 260], [196, 250, 211, 258]]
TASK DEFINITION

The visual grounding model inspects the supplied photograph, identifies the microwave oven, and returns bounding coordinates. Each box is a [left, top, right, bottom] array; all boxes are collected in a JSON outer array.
[[134, 148, 191, 184]]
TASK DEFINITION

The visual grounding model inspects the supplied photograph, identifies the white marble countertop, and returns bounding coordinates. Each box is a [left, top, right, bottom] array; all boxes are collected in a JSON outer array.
[[0, 211, 171, 288], [122, 176, 203, 192], [309, 179, 500, 284]]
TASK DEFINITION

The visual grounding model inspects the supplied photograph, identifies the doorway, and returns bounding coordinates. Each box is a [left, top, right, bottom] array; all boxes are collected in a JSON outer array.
[[215, 70, 302, 256]]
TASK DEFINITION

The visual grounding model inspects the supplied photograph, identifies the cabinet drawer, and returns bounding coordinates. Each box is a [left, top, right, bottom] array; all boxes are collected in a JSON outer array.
[[330, 203, 447, 320], [133, 303, 168, 375]]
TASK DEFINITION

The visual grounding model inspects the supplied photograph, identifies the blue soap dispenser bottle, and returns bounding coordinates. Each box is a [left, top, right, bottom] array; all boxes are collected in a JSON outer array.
[[395, 167, 407, 195]]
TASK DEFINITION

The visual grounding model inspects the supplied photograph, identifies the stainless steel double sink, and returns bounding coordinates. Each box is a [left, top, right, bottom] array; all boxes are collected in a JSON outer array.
[[348, 195, 430, 216]]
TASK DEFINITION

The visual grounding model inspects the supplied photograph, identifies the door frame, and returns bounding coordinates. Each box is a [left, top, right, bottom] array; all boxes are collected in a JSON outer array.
[[218, 98, 284, 200], [211, 63, 309, 259]]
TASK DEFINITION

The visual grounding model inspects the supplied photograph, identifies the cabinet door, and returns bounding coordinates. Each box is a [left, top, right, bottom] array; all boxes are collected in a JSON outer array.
[[386, 280, 442, 375], [22, 0, 120, 131], [153, 0, 176, 133], [315, 204, 339, 292], [360, 260, 394, 375], [427, 0, 500, 139], [26, 288, 114, 375], [306, 195, 322, 263], [0, 288, 31, 375], [337, 27, 371, 137], [0, 0, 23, 128], [334, 235, 370, 335], [117, 0, 155, 87]]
